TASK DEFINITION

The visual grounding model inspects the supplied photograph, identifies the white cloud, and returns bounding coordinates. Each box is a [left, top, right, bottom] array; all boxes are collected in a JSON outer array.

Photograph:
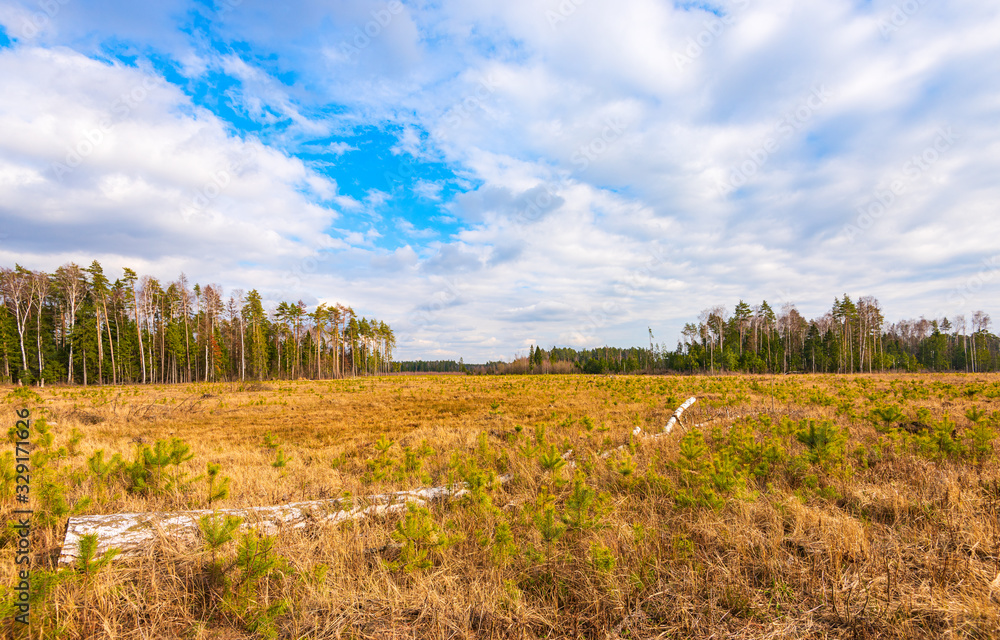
[[0, 45, 344, 287], [1, 0, 1000, 362], [327, 141, 356, 155], [412, 179, 443, 200]]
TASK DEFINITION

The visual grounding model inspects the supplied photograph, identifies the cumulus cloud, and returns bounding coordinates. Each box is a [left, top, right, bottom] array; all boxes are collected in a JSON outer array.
[[0, 46, 343, 286], [1, 0, 999, 362]]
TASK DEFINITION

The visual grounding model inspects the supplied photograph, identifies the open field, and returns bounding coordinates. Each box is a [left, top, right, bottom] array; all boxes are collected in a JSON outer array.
[[3, 373, 1000, 638]]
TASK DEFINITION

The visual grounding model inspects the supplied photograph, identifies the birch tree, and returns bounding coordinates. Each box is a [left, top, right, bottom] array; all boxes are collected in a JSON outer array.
[[85, 261, 116, 384], [54, 264, 85, 383], [0, 266, 35, 379]]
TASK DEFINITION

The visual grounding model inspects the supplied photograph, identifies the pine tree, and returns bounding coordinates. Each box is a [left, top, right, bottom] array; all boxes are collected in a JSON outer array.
[[243, 290, 268, 380]]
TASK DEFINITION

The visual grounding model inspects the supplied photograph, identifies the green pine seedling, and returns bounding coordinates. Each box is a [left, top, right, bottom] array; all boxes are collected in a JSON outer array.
[[87, 450, 123, 481], [590, 542, 616, 573], [387, 503, 454, 572], [533, 424, 547, 447], [517, 440, 539, 459], [272, 448, 290, 468], [417, 439, 435, 457], [491, 521, 517, 565], [538, 444, 566, 473], [534, 505, 566, 545], [562, 473, 603, 531], [67, 428, 84, 456], [967, 422, 996, 463], [871, 405, 905, 431], [966, 406, 986, 424], [374, 435, 394, 456], [710, 450, 741, 493], [130, 437, 196, 494], [206, 462, 231, 505], [617, 453, 637, 477], [231, 531, 280, 600], [795, 420, 846, 468], [199, 513, 243, 553], [77, 533, 120, 577], [401, 446, 421, 473]]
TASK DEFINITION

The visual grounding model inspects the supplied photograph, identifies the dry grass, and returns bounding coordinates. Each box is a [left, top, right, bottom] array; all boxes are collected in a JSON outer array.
[[2, 372, 1000, 638]]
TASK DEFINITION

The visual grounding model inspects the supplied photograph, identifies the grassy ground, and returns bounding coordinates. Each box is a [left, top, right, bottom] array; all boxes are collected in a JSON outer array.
[[2, 373, 1000, 638]]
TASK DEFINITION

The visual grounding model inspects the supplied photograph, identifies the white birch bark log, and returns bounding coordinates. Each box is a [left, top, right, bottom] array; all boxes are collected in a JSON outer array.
[[62, 400, 703, 565], [598, 397, 697, 458], [59, 476, 510, 566], [663, 396, 697, 434]]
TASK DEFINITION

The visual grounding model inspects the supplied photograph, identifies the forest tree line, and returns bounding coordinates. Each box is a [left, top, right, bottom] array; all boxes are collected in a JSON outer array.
[[0, 262, 395, 385], [3, 266, 997, 385], [482, 295, 999, 375]]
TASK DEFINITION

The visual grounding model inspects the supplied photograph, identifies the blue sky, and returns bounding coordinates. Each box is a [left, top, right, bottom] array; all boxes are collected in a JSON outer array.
[[0, 0, 998, 361]]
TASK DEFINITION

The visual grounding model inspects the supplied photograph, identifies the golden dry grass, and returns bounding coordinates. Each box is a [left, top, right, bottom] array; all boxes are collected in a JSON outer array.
[[1, 372, 999, 639]]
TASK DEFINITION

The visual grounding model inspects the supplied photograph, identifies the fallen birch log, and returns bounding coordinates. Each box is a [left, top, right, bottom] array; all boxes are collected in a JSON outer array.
[[663, 396, 697, 434], [561, 449, 577, 468], [59, 475, 511, 566], [690, 413, 747, 430], [599, 397, 697, 458], [598, 444, 629, 460]]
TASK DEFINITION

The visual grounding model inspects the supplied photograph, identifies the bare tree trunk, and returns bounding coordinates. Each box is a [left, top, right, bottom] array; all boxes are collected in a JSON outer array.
[[135, 292, 146, 384], [63, 270, 82, 384], [33, 272, 48, 380], [104, 297, 116, 385], [240, 317, 245, 381], [95, 305, 103, 383]]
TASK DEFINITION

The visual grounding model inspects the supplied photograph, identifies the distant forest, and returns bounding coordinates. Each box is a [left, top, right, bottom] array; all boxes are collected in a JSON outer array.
[[0, 263, 395, 385], [2, 262, 997, 386], [402, 296, 999, 375]]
